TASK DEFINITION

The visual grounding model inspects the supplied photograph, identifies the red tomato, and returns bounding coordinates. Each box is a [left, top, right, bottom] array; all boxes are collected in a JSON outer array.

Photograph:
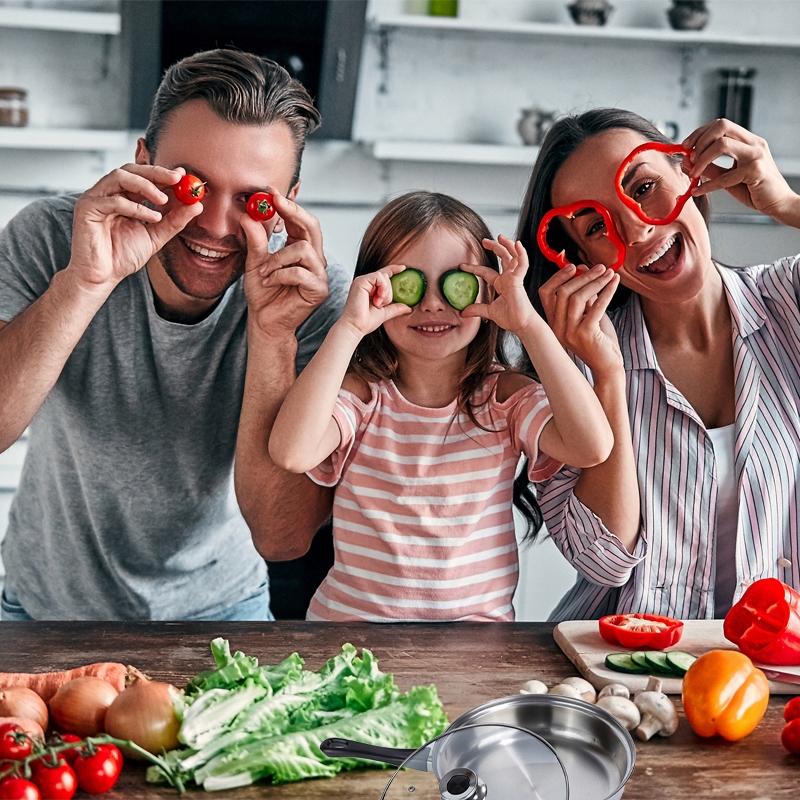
[[30, 760, 76, 800], [782, 717, 800, 754], [73, 745, 122, 794], [174, 173, 206, 204], [0, 779, 40, 800], [246, 192, 276, 221], [784, 696, 800, 724], [0, 727, 32, 761], [56, 735, 84, 767]]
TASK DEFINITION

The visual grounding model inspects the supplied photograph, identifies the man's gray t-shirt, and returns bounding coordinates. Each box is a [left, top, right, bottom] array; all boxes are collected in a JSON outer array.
[[0, 195, 349, 620]]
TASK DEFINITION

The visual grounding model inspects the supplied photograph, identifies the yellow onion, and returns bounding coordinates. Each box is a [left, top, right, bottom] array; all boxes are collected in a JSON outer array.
[[0, 687, 48, 731], [49, 676, 119, 736], [103, 677, 181, 758]]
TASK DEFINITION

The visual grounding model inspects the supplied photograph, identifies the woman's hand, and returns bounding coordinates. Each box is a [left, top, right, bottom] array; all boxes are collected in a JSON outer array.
[[338, 265, 413, 337], [68, 165, 201, 294], [683, 119, 800, 226], [461, 235, 541, 335], [538, 263, 623, 379]]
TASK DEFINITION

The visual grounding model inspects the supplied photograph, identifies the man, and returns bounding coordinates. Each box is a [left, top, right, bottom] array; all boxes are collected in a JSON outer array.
[[0, 49, 346, 620]]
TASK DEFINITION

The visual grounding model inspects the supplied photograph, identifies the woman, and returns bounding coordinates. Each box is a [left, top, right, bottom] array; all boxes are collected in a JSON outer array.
[[518, 108, 800, 621]]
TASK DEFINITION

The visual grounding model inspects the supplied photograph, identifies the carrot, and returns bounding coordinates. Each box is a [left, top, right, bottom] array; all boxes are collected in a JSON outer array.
[[0, 663, 146, 705], [0, 716, 45, 739]]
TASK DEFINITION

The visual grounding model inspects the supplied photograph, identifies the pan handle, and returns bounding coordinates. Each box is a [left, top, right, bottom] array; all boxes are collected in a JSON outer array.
[[319, 737, 428, 769]]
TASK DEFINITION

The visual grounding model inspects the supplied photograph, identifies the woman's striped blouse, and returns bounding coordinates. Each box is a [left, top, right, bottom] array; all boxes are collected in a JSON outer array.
[[306, 375, 560, 622], [543, 256, 800, 621]]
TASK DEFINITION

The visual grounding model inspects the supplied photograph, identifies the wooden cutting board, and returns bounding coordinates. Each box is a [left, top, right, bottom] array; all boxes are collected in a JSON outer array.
[[553, 619, 800, 695]]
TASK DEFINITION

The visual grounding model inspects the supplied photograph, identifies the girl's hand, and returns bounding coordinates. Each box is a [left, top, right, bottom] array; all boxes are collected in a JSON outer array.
[[682, 119, 799, 225], [461, 236, 541, 335], [538, 263, 623, 379], [339, 265, 413, 337]]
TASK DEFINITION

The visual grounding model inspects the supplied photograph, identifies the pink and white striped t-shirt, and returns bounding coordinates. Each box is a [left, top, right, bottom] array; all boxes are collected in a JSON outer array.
[[306, 373, 561, 622]]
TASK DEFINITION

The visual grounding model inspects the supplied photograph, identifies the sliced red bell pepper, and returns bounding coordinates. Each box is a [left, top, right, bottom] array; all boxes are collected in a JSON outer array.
[[614, 142, 700, 226], [537, 200, 626, 271], [598, 612, 684, 649], [723, 578, 800, 666]]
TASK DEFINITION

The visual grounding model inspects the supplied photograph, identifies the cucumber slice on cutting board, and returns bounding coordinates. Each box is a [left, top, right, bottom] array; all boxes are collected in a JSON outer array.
[[644, 651, 676, 675], [605, 653, 647, 674], [440, 269, 479, 310], [391, 268, 427, 306], [665, 651, 697, 676]]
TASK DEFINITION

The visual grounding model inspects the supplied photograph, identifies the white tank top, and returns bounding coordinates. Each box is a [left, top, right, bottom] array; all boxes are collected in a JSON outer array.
[[708, 424, 738, 618]]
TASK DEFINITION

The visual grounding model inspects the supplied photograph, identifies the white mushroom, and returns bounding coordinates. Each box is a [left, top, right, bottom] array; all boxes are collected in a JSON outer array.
[[597, 695, 641, 731], [633, 677, 679, 741], [519, 679, 548, 696], [598, 683, 630, 700], [547, 684, 583, 700], [558, 677, 597, 703]]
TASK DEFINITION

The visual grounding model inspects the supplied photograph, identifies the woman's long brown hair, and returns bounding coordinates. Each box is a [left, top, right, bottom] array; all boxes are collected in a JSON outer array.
[[350, 191, 544, 541]]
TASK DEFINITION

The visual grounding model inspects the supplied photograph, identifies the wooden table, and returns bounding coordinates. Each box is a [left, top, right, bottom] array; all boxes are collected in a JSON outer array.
[[1, 622, 798, 799]]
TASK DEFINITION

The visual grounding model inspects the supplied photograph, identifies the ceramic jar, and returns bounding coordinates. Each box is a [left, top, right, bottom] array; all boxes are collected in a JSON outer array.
[[667, 0, 710, 31]]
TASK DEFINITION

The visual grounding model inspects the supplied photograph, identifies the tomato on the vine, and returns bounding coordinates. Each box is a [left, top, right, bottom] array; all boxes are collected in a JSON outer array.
[[55, 735, 83, 767], [784, 696, 800, 724], [30, 759, 76, 800], [0, 727, 32, 761], [0, 778, 40, 800], [782, 717, 800, 754], [246, 191, 276, 221], [73, 745, 122, 795], [174, 173, 206, 204]]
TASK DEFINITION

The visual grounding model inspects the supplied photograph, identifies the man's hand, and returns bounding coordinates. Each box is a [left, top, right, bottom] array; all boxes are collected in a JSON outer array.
[[241, 192, 329, 336], [68, 165, 201, 294]]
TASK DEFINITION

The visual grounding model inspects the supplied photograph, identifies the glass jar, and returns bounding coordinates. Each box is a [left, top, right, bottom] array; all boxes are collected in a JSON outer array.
[[0, 87, 28, 127]]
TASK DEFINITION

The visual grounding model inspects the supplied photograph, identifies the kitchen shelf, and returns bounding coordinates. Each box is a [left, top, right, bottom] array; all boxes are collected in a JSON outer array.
[[372, 139, 539, 166], [0, 127, 128, 151], [369, 14, 800, 50], [371, 139, 800, 178], [0, 6, 120, 34]]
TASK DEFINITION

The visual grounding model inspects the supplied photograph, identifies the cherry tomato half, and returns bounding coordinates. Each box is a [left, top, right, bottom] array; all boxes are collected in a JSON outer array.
[[0, 728, 32, 761], [30, 760, 76, 800], [174, 173, 206, 204], [246, 192, 276, 221], [0, 778, 40, 800], [73, 745, 122, 795]]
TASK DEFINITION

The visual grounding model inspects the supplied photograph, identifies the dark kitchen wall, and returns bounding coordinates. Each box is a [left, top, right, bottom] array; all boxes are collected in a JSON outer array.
[[123, 0, 366, 139]]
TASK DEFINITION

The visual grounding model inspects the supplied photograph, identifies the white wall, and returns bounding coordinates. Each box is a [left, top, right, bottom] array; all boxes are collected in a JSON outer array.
[[1, 0, 799, 618]]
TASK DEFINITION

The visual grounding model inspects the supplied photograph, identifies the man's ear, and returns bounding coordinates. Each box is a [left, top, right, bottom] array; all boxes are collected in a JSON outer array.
[[135, 138, 151, 166]]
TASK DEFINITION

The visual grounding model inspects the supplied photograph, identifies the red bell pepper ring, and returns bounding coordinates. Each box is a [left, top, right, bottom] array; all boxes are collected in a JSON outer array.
[[537, 200, 626, 272], [723, 578, 800, 666], [614, 142, 701, 225], [598, 612, 684, 649]]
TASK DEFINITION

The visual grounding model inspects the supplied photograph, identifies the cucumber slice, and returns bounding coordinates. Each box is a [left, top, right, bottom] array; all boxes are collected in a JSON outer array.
[[643, 651, 677, 676], [665, 651, 697, 676], [391, 268, 427, 306], [629, 651, 651, 671], [605, 653, 647, 674], [440, 269, 479, 311]]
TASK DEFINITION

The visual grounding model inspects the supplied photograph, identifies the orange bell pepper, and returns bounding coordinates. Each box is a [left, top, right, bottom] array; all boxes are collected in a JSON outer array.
[[682, 649, 769, 741]]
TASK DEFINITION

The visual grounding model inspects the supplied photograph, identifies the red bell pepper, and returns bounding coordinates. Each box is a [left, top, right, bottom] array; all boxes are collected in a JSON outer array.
[[598, 613, 684, 649], [537, 200, 626, 272], [614, 141, 700, 226], [723, 578, 800, 666]]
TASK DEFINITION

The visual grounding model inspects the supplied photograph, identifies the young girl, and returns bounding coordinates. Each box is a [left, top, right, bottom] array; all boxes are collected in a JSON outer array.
[[269, 191, 617, 622]]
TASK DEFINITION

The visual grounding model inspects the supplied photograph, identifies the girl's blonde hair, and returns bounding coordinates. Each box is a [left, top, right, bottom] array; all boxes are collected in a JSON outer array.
[[350, 191, 507, 430]]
